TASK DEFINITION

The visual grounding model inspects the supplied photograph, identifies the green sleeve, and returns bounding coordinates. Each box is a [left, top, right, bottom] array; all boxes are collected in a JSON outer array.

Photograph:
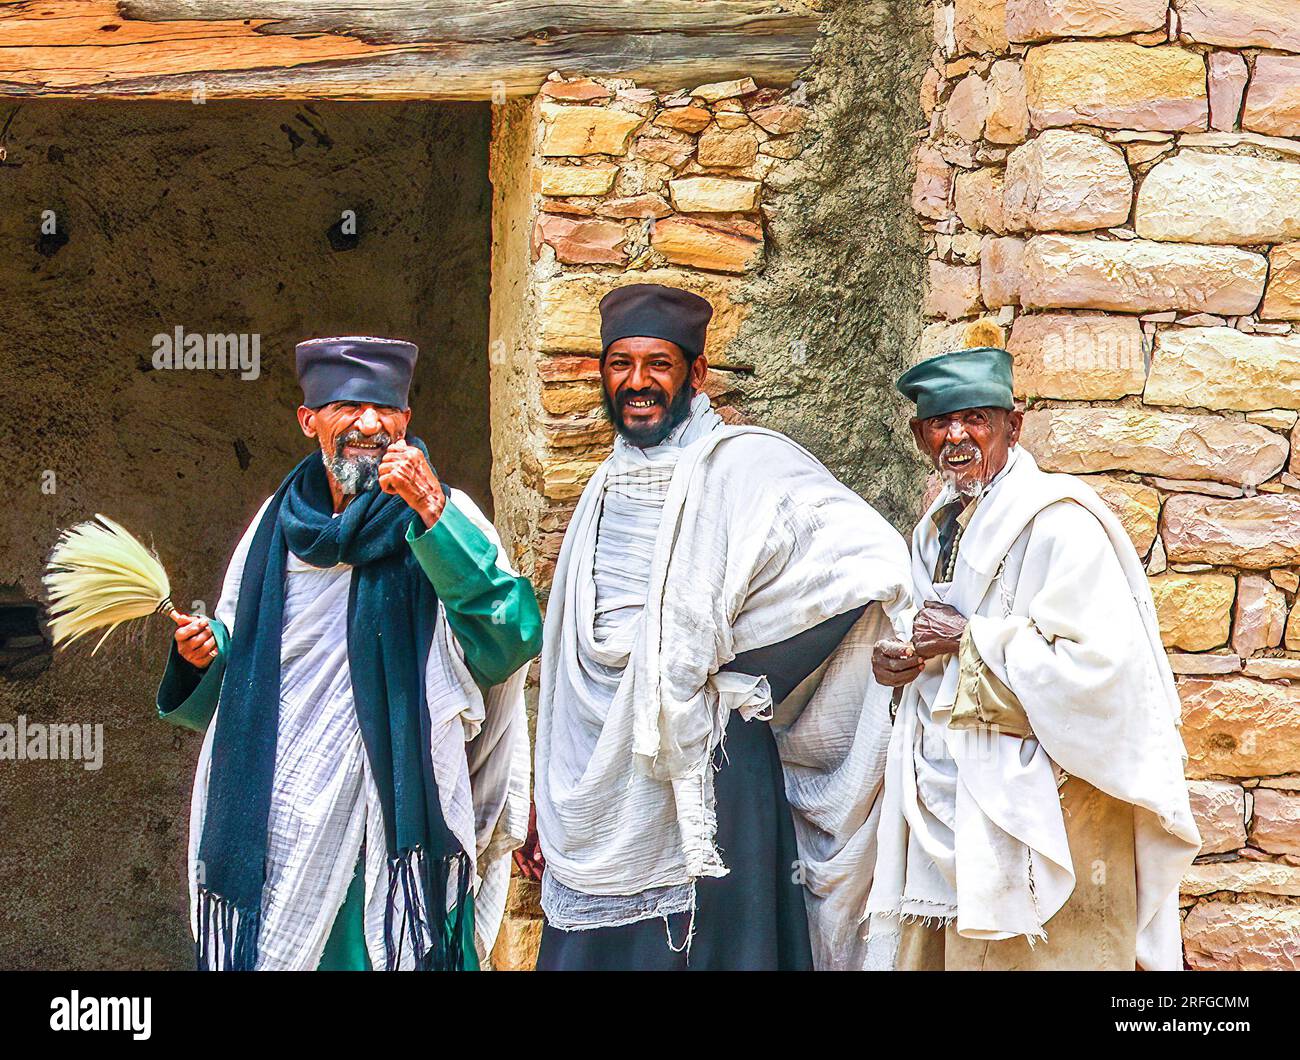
[[156, 618, 230, 734], [406, 502, 542, 688]]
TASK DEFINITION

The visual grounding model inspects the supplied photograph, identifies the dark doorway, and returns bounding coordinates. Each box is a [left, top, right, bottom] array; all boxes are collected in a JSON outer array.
[[0, 99, 494, 968]]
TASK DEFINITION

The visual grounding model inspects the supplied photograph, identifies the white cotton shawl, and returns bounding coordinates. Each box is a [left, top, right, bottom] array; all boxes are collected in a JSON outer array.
[[536, 400, 914, 968], [866, 447, 1200, 970], [186, 489, 530, 969]]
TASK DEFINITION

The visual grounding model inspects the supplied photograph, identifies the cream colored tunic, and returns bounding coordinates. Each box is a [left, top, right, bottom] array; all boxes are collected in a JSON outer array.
[[897, 775, 1138, 970]]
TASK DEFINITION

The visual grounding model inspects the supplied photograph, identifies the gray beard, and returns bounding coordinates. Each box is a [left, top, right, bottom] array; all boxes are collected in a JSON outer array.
[[324, 449, 381, 495]]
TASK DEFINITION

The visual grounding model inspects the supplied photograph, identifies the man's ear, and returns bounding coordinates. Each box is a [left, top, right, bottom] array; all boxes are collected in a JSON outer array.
[[1007, 408, 1024, 446], [297, 405, 317, 439], [908, 417, 927, 454], [689, 352, 709, 390]]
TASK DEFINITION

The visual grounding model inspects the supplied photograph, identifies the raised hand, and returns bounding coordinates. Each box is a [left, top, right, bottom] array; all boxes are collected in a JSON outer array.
[[377, 439, 446, 528]]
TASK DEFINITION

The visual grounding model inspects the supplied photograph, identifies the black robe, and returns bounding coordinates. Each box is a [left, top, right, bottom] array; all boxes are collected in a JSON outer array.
[[536, 606, 864, 971]]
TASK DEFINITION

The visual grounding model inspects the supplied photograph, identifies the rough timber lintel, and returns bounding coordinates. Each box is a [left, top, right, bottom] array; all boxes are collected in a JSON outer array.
[[0, 1, 821, 100]]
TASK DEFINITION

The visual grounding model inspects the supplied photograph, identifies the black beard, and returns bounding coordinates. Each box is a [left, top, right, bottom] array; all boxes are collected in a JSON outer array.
[[602, 382, 695, 448]]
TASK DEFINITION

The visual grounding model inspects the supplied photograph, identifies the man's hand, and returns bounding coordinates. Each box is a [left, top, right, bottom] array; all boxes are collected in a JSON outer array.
[[912, 600, 967, 659], [513, 803, 545, 882], [378, 439, 446, 528], [873, 637, 923, 688], [171, 612, 218, 669]]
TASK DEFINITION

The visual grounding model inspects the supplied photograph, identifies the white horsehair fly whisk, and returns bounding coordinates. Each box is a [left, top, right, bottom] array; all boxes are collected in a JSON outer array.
[[43, 514, 184, 653]]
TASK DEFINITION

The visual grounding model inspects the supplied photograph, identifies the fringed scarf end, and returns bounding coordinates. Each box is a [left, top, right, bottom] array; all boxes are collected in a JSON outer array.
[[383, 845, 473, 971], [195, 887, 260, 971]]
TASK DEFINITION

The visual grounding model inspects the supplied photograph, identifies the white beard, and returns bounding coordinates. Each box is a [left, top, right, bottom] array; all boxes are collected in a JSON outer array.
[[940, 466, 989, 502]]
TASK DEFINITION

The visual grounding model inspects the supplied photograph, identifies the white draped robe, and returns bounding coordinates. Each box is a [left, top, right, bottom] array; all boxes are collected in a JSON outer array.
[[185, 489, 530, 970], [867, 446, 1200, 970]]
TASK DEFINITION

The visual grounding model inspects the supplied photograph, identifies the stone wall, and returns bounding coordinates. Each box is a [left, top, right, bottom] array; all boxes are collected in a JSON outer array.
[[486, 70, 821, 969], [487, 2, 931, 586], [483, 0, 932, 967], [916, 0, 1300, 969]]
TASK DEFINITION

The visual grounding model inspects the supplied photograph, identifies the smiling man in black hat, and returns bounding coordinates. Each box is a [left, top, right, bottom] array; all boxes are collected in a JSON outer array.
[[528, 284, 913, 970], [155, 335, 542, 971]]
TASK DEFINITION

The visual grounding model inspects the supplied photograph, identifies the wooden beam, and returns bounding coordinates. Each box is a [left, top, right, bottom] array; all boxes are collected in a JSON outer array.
[[0, 1, 820, 100]]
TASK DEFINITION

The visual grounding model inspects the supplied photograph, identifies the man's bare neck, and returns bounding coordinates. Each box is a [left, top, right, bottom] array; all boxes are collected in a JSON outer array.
[[327, 475, 352, 514]]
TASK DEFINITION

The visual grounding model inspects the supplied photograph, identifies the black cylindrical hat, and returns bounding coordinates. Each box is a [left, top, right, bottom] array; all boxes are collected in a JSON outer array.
[[598, 284, 713, 360], [295, 336, 418, 409]]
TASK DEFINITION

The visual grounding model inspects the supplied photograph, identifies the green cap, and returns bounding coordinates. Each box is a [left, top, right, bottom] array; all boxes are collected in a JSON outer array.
[[896, 347, 1014, 420]]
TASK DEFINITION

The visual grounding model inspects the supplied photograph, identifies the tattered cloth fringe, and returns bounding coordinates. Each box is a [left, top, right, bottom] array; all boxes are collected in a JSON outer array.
[[196, 846, 473, 971], [195, 889, 260, 972], [893, 910, 957, 929], [863, 908, 1051, 970], [383, 845, 473, 972], [862, 909, 956, 971]]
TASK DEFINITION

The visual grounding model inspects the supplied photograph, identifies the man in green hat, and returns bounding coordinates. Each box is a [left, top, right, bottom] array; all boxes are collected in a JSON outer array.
[[863, 347, 1199, 971]]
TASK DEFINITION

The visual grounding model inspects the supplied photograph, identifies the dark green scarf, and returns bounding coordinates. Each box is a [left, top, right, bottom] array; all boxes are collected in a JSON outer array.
[[196, 439, 470, 971]]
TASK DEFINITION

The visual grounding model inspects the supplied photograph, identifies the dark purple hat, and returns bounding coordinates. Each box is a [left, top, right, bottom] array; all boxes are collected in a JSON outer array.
[[599, 284, 713, 361], [295, 335, 418, 410]]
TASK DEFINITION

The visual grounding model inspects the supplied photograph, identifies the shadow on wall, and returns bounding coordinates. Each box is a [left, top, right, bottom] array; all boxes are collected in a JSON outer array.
[[0, 99, 492, 968]]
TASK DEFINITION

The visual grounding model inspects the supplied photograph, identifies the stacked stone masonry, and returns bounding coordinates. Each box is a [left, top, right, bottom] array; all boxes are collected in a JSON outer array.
[[490, 5, 1300, 972], [919, 0, 1300, 970], [489, 73, 810, 591]]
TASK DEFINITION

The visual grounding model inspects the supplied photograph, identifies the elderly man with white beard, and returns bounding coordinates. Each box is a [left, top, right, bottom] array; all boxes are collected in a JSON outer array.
[[865, 346, 1200, 971], [156, 336, 541, 970]]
